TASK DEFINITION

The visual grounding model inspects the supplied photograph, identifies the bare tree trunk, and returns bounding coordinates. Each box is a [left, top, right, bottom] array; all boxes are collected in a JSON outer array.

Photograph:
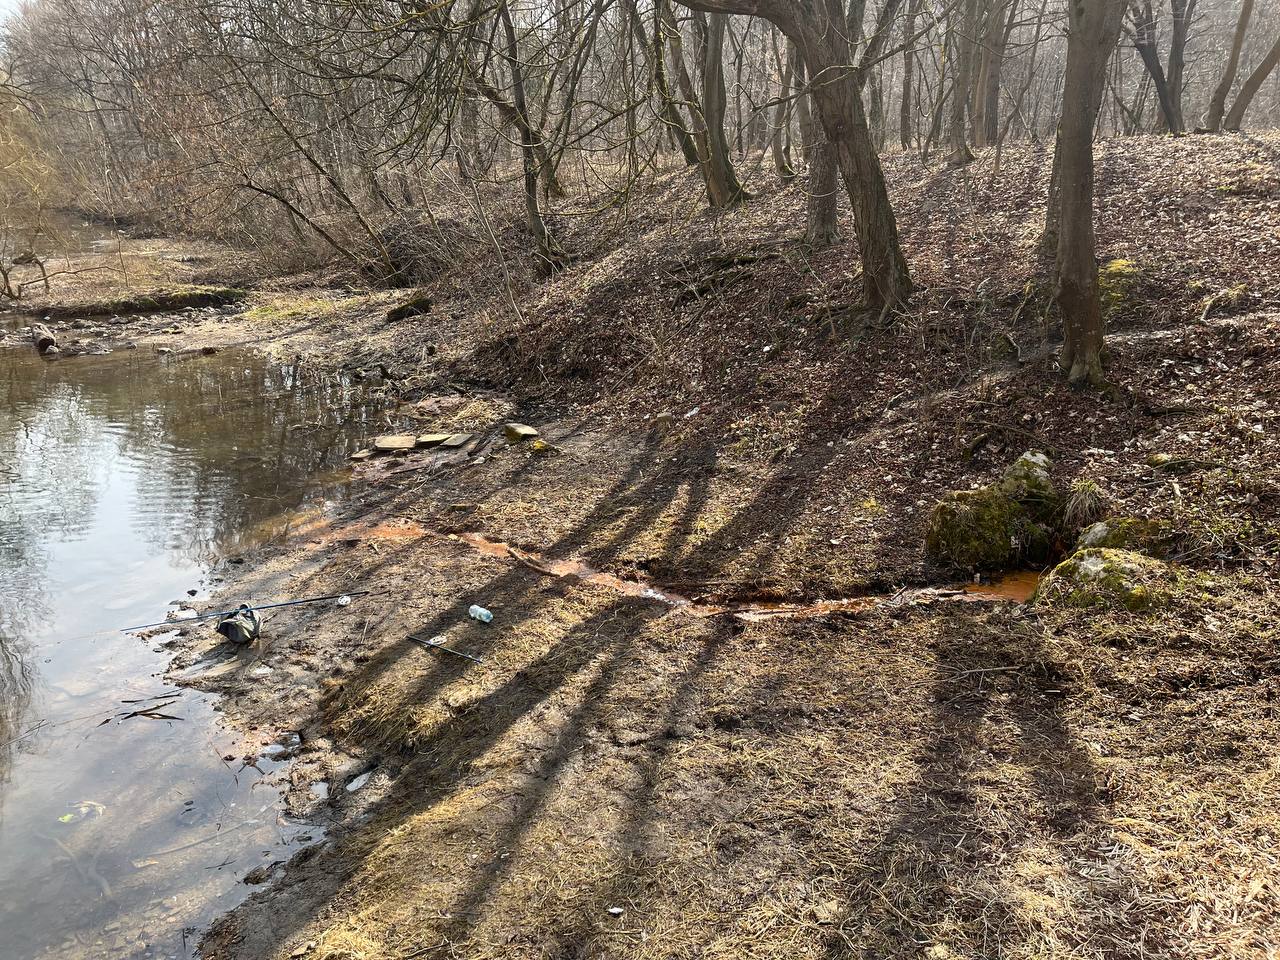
[[1055, 0, 1126, 388], [900, 0, 922, 150], [972, 0, 1018, 147], [795, 58, 839, 245], [794, 50, 814, 163], [1127, 1, 1180, 133], [1224, 29, 1280, 131], [697, 12, 747, 206], [1161, 0, 1193, 133], [648, 0, 703, 164], [663, 0, 746, 206], [497, 0, 568, 273], [868, 70, 886, 151], [1041, 130, 1062, 256], [948, 0, 980, 165], [670, 0, 913, 306], [456, 97, 481, 182], [771, 36, 797, 181], [1204, 0, 1254, 131], [807, 58, 911, 304]]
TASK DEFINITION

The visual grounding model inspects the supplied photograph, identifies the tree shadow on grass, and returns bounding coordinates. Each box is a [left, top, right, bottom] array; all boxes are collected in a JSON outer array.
[[210, 352, 1045, 957]]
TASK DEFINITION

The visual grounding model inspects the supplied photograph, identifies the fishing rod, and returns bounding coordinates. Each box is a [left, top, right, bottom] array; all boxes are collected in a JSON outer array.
[[120, 590, 371, 633]]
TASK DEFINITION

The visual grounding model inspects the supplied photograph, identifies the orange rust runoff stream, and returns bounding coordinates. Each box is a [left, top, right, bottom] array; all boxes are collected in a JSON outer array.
[[453, 532, 1040, 620]]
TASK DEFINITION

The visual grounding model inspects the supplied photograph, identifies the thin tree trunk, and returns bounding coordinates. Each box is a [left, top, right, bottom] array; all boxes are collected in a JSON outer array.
[[1224, 29, 1280, 131], [496, 0, 568, 273], [1127, 0, 1180, 133], [1204, 0, 1253, 131], [648, 0, 702, 164], [771, 36, 797, 181], [794, 50, 814, 162], [677, 0, 912, 307], [948, 0, 980, 164], [900, 0, 922, 149], [663, 0, 745, 206], [697, 12, 747, 206], [1162, 0, 1193, 133], [868, 70, 886, 151]]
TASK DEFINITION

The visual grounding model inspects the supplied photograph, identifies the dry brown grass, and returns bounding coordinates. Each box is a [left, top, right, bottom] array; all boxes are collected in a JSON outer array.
[[175, 134, 1280, 960]]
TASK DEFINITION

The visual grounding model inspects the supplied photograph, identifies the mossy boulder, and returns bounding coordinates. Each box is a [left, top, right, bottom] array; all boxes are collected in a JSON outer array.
[[1035, 547, 1172, 611], [925, 450, 1060, 570], [386, 293, 433, 322], [927, 487, 1022, 570], [1076, 517, 1175, 557], [995, 450, 1060, 524], [1098, 258, 1140, 320]]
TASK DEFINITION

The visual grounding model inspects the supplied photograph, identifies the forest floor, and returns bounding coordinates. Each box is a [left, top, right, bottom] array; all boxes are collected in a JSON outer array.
[[5, 133, 1280, 960]]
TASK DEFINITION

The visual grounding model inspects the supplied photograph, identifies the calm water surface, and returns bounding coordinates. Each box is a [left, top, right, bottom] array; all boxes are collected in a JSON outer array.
[[0, 327, 393, 959]]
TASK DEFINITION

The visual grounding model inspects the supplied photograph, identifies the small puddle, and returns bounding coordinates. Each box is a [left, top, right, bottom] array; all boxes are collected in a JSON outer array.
[[453, 533, 1041, 619], [0, 332, 400, 959], [961, 570, 1041, 603]]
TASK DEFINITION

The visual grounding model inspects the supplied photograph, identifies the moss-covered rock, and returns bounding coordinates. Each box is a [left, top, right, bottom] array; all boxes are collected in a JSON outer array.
[[1035, 547, 1172, 611], [386, 293, 432, 323], [995, 449, 1060, 524], [926, 450, 1060, 570], [1076, 517, 1175, 557], [926, 487, 1021, 570], [1098, 258, 1140, 320]]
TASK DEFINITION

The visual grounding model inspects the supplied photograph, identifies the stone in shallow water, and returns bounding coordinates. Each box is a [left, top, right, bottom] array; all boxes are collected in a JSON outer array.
[[373, 434, 416, 453], [349, 449, 373, 461], [440, 433, 473, 448]]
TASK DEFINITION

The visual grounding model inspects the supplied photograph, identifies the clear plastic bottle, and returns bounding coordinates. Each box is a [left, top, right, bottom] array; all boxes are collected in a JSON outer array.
[[468, 604, 493, 623]]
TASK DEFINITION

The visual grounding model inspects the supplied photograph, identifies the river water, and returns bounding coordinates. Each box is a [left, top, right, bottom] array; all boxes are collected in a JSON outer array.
[[0, 326, 391, 959]]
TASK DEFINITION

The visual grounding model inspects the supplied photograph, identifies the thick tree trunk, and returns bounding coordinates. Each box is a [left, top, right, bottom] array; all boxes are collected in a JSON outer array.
[[1224, 30, 1280, 131], [972, 0, 1017, 147], [1204, 0, 1253, 132], [794, 56, 839, 244], [677, 0, 912, 307], [808, 60, 911, 304], [1055, 0, 1125, 388]]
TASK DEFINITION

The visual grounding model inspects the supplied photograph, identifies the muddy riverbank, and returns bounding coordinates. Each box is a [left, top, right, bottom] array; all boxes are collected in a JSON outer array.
[[0, 325, 410, 959]]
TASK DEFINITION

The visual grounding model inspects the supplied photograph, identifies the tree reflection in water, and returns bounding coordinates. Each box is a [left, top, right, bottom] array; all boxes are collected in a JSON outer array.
[[0, 340, 391, 810]]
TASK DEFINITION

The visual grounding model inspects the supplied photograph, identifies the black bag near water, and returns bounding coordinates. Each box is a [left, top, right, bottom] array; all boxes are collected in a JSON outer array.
[[215, 605, 263, 645]]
